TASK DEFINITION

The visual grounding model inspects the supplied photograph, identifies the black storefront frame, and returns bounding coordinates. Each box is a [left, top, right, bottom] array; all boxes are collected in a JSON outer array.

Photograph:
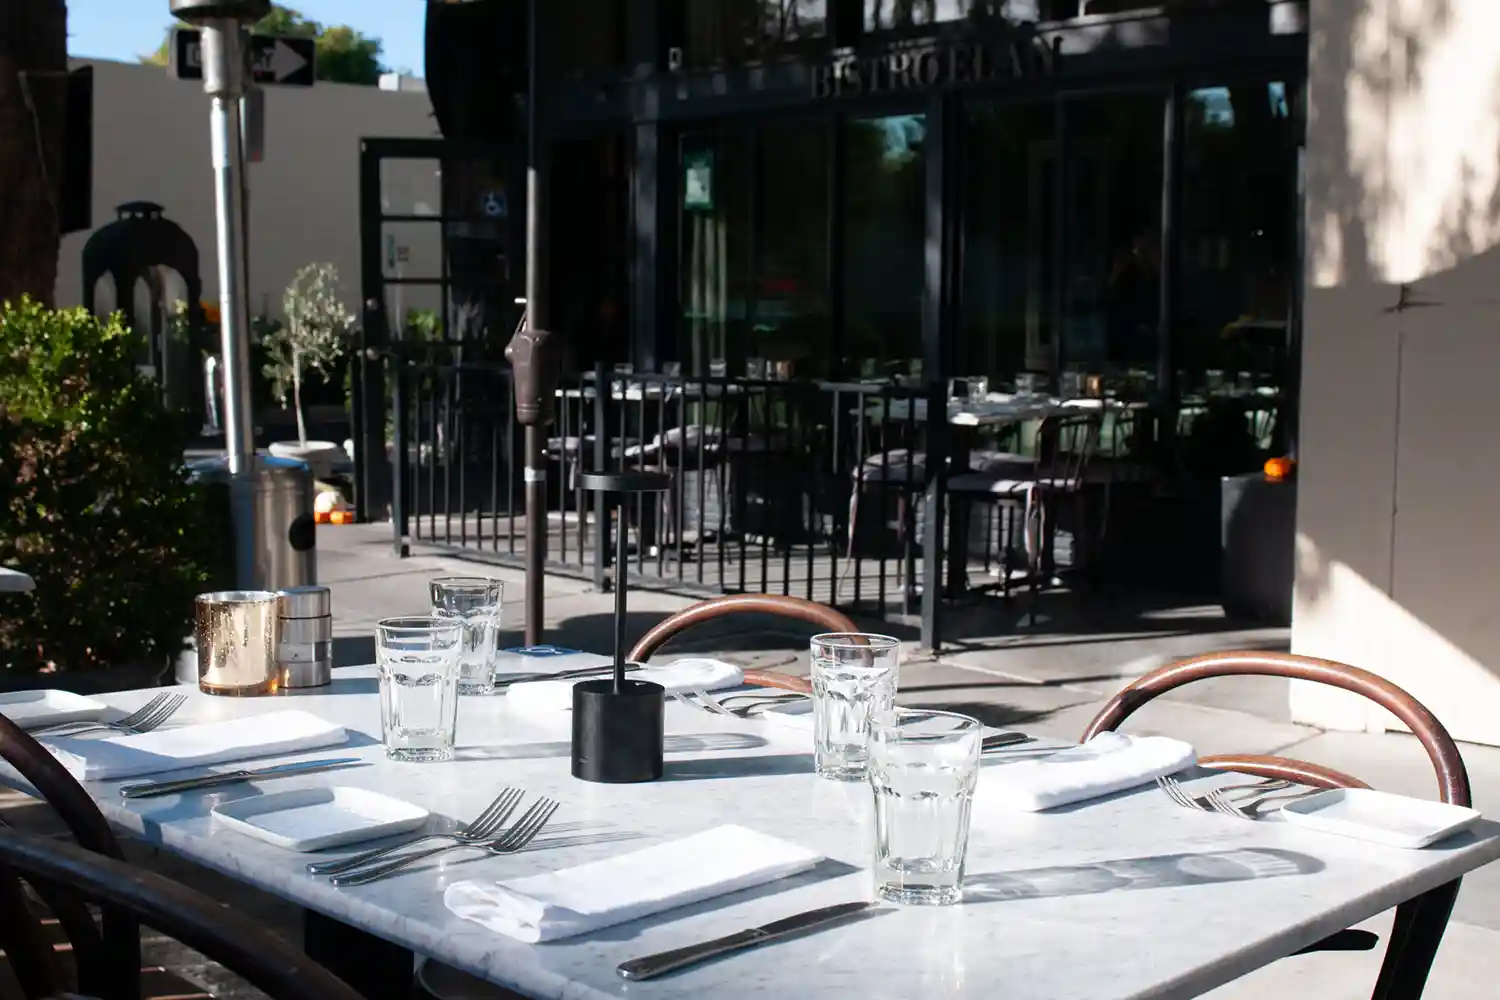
[[544, 2, 1308, 646]]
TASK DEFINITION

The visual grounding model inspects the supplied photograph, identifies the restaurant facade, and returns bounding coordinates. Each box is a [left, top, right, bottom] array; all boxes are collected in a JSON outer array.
[[381, 0, 1500, 746]]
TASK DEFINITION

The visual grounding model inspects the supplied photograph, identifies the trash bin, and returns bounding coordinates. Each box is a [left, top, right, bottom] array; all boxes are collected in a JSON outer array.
[[176, 454, 318, 685]]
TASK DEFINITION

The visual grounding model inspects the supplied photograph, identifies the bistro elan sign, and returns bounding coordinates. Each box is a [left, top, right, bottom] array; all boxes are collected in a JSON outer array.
[[812, 37, 1058, 98]]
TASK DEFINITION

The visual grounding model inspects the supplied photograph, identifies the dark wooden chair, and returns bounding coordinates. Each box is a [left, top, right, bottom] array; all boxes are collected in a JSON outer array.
[[0, 711, 216, 999], [0, 830, 362, 1000], [1082, 649, 1470, 1000]]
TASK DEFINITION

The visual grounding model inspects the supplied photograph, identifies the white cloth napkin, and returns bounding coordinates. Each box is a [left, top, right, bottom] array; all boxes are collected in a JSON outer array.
[[977, 732, 1196, 812], [504, 658, 743, 713], [45, 710, 348, 782], [444, 824, 822, 943]]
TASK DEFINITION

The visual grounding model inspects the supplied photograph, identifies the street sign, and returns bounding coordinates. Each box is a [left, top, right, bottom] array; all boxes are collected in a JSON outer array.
[[172, 27, 316, 87]]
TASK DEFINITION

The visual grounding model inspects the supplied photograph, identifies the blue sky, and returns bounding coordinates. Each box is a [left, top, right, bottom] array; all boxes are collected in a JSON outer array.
[[66, 0, 428, 76]]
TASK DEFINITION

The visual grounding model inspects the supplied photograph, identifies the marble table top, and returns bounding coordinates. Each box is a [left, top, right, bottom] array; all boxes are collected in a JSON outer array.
[[0, 567, 35, 593], [3, 653, 1498, 1000]]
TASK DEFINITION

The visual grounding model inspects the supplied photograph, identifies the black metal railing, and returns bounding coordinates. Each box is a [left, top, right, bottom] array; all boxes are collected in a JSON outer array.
[[386, 356, 942, 617]]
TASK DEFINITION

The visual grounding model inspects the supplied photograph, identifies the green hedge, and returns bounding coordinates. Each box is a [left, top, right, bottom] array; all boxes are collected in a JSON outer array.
[[0, 298, 222, 674]]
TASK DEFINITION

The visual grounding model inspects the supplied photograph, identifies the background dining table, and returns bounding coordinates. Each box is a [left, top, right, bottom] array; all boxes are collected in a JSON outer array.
[[1, 651, 1497, 1000]]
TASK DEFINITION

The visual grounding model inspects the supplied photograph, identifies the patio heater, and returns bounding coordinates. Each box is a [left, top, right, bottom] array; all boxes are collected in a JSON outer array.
[[571, 472, 672, 783], [169, 0, 266, 589], [498, 0, 550, 646]]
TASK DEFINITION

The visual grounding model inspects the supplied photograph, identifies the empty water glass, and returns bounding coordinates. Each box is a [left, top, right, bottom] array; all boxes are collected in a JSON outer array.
[[430, 576, 503, 695], [810, 633, 901, 781], [869, 708, 982, 905], [375, 616, 463, 762]]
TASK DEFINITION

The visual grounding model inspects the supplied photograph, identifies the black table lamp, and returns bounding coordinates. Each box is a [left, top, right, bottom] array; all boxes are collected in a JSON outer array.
[[572, 470, 671, 783]]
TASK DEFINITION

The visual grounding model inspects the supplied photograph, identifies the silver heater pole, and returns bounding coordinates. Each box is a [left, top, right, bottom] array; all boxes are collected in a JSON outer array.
[[201, 20, 258, 587]]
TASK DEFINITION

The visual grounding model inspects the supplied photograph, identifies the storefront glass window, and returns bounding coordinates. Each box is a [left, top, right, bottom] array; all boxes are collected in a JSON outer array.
[[684, 0, 828, 68], [677, 120, 831, 377], [864, 0, 1045, 31], [844, 114, 927, 374]]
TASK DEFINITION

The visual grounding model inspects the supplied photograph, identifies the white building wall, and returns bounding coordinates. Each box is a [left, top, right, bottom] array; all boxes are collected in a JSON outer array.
[[55, 58, 440, 318], [1294, 0, 1500, 744]]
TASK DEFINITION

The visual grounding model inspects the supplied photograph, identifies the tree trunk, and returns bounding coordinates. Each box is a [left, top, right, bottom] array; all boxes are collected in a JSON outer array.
[[293, 360, 307, 444], [0, 0, 67, 308]]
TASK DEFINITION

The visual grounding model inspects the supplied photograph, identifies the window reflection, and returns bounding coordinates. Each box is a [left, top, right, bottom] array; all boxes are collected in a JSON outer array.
[[1180, 82, 1296, 396], [845, 115, 926, 374], [685, 0, 828, 68], [677, 121, 831, 377], [865, 0, 1043, 30]]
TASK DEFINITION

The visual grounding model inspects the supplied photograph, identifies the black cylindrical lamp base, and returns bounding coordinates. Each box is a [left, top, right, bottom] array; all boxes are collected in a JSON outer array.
[[570, 679, 665, 783]]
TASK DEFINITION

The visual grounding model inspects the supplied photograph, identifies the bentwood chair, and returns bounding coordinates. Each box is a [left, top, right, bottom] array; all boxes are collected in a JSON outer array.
[[1083, 650, 1469, 1000], [0, 713, 217, 1000], [0, 831, 362, 1000]]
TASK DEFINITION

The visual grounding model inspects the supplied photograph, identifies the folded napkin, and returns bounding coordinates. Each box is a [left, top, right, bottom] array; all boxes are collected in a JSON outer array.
[[978, 732, 1196, 812], [444, 824, 822, 943], [504, 657, 743, 714], [45, 710, 348, 782]]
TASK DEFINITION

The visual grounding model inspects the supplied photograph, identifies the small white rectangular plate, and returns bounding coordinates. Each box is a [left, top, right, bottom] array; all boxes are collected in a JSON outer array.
[[0, 690, 108, 730], [1280, 788, 1482, 849], [211, 787, 429, 852], [756, 698, 814, 733]]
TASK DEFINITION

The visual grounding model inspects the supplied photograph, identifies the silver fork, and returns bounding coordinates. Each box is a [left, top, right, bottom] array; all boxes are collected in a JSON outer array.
[[672, 688, 740, 720], [307, 787, 525, 875], [330, 798, 560, 887], [1205, 784, 1322, 820], [1157, 774, 1291, 812], [34, 692, 187, 738]]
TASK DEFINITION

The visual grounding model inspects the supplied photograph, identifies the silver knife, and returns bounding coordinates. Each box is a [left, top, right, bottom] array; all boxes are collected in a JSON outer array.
[[494, 663, 643, 688], [119, 757, 364, 799], [616, 900, 876, 981], [982, 731, 1033, 750]]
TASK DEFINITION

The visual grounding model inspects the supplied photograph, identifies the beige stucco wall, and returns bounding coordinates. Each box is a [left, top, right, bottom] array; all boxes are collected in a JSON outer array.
[[1294, 0, 1500, 744], [54, 58, 440, 319]]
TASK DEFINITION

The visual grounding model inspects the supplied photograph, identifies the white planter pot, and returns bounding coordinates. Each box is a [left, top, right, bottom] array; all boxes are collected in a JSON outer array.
[[268, 440, 344, 480]]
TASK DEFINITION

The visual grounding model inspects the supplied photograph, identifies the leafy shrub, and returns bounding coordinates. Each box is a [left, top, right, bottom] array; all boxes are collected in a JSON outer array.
[[0, 298, 221, 674]]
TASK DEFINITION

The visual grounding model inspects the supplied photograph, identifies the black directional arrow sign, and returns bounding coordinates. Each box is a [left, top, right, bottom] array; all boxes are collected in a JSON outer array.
[[172, 27, 316, 87]]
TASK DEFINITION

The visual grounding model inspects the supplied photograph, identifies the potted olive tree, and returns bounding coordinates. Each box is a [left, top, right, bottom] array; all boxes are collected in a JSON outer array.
[[263, 262, 354, 479]]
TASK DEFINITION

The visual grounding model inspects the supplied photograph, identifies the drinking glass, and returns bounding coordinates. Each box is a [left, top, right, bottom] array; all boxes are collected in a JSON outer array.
[[810, 633, 901, 781], [375, 616, 464, 762], [869, 708, 983, 905], [429, 576, 504, 695]]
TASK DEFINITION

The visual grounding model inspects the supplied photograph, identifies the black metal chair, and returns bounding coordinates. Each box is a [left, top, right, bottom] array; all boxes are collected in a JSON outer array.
[[948, 409, 1103, 619], [0, 830, 362, 1000]]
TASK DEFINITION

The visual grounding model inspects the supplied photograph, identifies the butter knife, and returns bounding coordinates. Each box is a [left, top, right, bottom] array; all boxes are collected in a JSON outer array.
[[119, 757, 363, 799], [617, 900, 875, 981]]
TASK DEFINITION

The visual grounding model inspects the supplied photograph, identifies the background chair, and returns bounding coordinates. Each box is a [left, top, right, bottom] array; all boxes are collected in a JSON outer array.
[[0, 831, 362, 1000], [948, 409, 1103, 621], [1083, 649, 1470, 1000]]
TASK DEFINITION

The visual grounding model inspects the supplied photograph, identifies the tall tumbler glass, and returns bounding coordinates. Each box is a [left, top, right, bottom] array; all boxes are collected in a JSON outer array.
[[375, 616, 464, 762], [810, 633, 901, 781], [869, 708, 982, 905], [430, 576, 504, 695]]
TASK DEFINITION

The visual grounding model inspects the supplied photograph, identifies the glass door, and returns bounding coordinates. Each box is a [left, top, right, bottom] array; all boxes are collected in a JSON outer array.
[[961, 92, 1165, 392]]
